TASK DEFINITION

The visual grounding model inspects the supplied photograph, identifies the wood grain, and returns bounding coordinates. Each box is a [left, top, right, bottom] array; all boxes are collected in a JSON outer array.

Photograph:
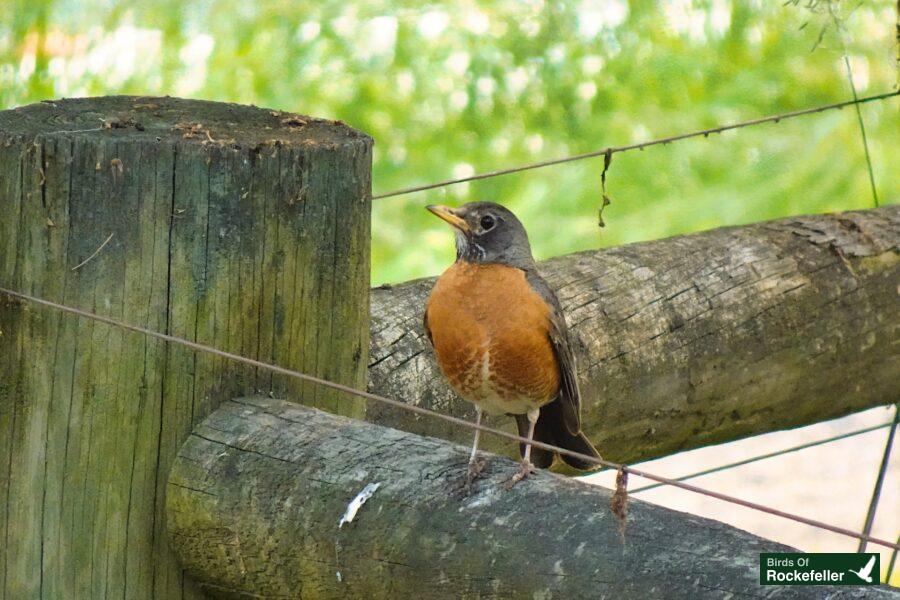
[[0, 96, 372, 600], [368, 205, 899, 466]]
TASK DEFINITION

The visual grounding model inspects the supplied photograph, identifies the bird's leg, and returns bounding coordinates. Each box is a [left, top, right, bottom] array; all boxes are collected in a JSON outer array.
[[505, 408, 539, 489], [468, 408, 482, 466], [465, 408, 486, 489]]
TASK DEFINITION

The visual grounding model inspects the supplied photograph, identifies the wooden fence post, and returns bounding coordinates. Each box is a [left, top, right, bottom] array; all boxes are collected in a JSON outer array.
[[0, 96, 372, 599]]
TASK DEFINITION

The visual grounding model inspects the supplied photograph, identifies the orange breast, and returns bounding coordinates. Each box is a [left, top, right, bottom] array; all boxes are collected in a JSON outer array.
[[426, 262, 560, 414]]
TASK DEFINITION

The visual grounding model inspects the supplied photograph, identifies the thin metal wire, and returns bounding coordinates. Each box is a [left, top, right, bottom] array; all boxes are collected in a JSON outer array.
[[631, 421, 895, 494], [1, 285, 898, 551], [840, 58, 880, 208], [887, 532, 900, 583], [857, 404, 899, 553], [371, 90, 900, 200], [828, 1, 880, 208]]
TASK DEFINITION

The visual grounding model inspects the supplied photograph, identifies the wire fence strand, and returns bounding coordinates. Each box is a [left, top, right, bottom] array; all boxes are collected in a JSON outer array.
[[857, 404, 899, 553], [828, 1, 881, 208], [1, 285, 898, 551], [630, 421, 896, 494], [371, 90, 900, 200], [887, 532, 900, 583]]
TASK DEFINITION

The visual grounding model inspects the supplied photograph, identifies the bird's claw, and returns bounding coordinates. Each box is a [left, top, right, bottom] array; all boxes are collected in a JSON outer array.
[[504, 461, 536, 490], [463, 456, 487, 495], [468, 457, 486, 480]]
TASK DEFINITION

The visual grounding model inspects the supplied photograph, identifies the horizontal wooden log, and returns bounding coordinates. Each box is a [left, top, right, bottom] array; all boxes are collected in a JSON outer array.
[[167, 396, 895, 599], [367, 206, 899, 465]]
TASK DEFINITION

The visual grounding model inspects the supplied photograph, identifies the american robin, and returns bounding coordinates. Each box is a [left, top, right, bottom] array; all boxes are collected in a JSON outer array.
[[424, 201, 601, 486]]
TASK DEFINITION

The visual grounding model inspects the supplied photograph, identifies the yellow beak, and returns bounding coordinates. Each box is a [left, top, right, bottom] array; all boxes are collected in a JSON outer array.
[[426, 205, 469, 232]]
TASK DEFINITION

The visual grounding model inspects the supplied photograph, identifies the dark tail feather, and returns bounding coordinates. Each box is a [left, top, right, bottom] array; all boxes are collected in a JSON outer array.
[[514, 399, 602, 471], [554, 429, 602, 471]]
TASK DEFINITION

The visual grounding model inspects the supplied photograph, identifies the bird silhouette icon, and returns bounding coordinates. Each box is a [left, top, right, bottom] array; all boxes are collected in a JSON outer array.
[[848, 555, 876, 583]]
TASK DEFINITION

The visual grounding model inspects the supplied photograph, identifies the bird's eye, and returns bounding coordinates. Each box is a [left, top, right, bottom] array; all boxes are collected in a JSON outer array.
[[480, 215, 495, 231]]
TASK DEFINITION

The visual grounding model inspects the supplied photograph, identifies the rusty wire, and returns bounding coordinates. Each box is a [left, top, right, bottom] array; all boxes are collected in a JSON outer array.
[[371, 90, 899, 200], [856, 404, 899, 553], [630, 420, 896, 494], [1, 285, 898, 551]]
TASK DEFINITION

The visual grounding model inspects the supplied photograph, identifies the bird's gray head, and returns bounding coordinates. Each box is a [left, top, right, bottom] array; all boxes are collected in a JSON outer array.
[[426, 201, 535, 269]]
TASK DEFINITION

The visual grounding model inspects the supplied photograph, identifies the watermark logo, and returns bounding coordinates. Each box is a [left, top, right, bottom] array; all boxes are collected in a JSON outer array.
[[760, 553, 880, 586]]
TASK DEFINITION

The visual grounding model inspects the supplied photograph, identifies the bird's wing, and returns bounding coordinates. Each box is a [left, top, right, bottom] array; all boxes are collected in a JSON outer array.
[[862, 555, 876, 575], [423, 306, 433, 346], [525, 269, 581, 435]]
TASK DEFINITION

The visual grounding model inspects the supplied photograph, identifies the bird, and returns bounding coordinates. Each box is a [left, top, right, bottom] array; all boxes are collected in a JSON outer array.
[[848, 555, 876, 583], [423, 201, 601, 487]]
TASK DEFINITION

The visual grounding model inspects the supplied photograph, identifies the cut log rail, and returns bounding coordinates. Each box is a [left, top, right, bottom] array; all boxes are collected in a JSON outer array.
[[166, 397, 899, 599], [368, 205, 899, 466]]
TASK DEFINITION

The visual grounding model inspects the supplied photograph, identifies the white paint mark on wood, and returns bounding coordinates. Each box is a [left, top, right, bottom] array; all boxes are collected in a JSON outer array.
[[338, 482, 381, 528]]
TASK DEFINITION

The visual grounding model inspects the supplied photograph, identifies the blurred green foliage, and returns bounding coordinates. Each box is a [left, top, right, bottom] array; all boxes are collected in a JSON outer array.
[[1, 0, 896, 284]]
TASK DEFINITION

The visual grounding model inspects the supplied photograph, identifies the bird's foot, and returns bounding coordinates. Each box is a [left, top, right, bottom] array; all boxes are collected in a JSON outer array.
[[463, 456, 487, 495], [503, 460, 536, 490]]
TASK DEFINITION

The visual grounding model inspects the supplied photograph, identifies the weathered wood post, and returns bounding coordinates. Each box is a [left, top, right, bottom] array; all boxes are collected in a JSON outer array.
[[0, 96, 372, 599]]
